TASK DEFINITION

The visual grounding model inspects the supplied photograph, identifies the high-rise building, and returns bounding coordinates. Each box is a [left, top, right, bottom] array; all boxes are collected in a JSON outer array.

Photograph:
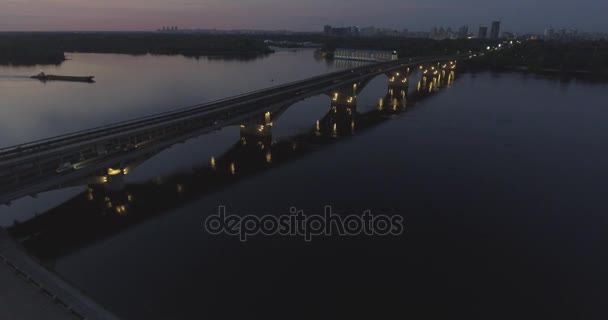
[[458, 25, 469, 39], [359, 26, 377, 37], [478, 26, 488, 39], [502, 32, 515, 39], [323, 25, 359, 36], [490, 21, 501, 39]]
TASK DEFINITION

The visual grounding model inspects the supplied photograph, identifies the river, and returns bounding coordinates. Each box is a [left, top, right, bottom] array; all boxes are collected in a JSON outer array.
[[1, 49, 607, 319]]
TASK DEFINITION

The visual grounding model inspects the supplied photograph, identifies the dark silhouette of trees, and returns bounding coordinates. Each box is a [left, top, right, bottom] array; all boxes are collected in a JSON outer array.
[[463, 40, 608, 75], [2, 32, 606, 76], [0, 32, 273, 65]]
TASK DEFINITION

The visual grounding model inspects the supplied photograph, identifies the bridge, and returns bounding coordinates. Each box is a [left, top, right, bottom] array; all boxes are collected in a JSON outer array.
[[0, 57, 459, 319], [9, 65, 459, 259], [0, 54, 464, 206]]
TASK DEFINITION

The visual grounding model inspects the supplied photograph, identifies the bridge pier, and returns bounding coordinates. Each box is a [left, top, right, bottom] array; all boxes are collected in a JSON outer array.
[[240, 110, 275, 148], [316, 104, 357, 138], [446, 70, 456, 87], [386, 68, 411, 91], [104, 168, 126, 192], [379, 87, 408, 113], [241, 110, 273, 135], [86, 183, 133, 215], [442, 61, 457, 87], [317, 81, 369, 137], [415, 63, 442, 94], [414, 60, 458, 95], [327, 81, 360, 109]]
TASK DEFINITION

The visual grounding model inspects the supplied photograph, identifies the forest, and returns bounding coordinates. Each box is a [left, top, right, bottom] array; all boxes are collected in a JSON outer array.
[[0, 32, 273, 65], [462, 40, 608, 75]]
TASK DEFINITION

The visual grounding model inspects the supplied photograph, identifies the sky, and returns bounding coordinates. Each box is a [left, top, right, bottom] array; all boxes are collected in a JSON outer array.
[[0, 0, 607, 33]]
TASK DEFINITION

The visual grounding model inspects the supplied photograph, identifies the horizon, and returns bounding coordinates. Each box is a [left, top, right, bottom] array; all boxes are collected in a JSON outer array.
[[0, 26, 606, 36], [1, 0, 607, 34]]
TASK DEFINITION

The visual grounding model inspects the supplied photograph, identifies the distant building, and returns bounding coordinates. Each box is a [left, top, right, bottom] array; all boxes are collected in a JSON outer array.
[[158, 26, 179, 32], [359, 26, 377, 37], [478, 26, 488, 39], [458, 25, 469, 39], [324, 25, 359, 36], [407, 31, 430, 39], [430, 26, 450, 40], [334, 48, 398, 61], [356, 26, 407, 37], [429, 25, 471, 40], [377, 28, 401, 37], [543, 27, 579, 40], [540, 28, 604, 41], [446, 27, 454, 39], [502, 32, 516, 39], [490, 21, 501, 39]]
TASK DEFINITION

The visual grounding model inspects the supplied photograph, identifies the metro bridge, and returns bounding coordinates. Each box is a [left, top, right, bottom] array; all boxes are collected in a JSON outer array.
[[9, 68, 459, 259], [0, 54, 464, 205]]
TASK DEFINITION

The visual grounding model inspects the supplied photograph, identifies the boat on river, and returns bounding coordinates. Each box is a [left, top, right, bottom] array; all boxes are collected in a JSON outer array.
[[31, 72, 95, 83]]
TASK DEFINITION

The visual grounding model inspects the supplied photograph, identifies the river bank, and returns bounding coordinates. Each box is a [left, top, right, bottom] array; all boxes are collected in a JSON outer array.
[[461, 39, 608, 78], [0, 32, 274, 66]]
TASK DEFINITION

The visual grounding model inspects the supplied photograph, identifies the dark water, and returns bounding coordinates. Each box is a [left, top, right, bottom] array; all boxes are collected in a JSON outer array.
[[0, 50, 338, 146], [2, 52, 608, 319]]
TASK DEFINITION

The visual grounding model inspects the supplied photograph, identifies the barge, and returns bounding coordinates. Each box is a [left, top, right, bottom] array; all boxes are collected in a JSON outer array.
[[31, 72, 95, 83]]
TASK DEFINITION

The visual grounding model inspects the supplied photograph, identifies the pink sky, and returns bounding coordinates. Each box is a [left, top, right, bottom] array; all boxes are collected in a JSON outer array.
[[0, 0, 607, 32]]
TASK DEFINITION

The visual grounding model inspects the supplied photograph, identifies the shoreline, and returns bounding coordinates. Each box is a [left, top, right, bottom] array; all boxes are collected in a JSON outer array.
[[0, 50, 274, 67]]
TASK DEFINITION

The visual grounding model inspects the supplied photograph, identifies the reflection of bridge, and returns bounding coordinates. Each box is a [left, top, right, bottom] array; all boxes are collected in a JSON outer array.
[[9, 63, 459, 259], [0, 55, 462, 205]]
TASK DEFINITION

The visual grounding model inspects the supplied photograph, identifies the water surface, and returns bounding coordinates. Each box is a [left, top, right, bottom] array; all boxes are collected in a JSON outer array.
[[1, 52, 608, 319]]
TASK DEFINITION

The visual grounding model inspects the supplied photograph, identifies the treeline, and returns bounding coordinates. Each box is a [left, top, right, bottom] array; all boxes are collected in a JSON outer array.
[[4, 32, 606, 75], [462, 40, 608, 75], [0, 32, 274, 65], [258, 34, 497, 57], [0, 35, 65, 65]]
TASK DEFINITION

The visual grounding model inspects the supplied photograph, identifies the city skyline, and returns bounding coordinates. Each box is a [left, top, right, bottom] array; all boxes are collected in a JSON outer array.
[[0, 0, 607, 33]]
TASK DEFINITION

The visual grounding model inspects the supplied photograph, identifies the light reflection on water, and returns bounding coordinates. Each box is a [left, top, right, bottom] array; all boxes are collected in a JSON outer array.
[[1, 51, 608, 319]]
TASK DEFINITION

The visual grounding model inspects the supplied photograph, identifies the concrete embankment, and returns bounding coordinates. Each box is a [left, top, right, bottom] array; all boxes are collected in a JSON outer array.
[[0, 228, 120, 320]]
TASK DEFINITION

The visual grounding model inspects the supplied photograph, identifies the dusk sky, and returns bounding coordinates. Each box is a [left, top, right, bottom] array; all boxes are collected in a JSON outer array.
[[1, 0, 607, 33]]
